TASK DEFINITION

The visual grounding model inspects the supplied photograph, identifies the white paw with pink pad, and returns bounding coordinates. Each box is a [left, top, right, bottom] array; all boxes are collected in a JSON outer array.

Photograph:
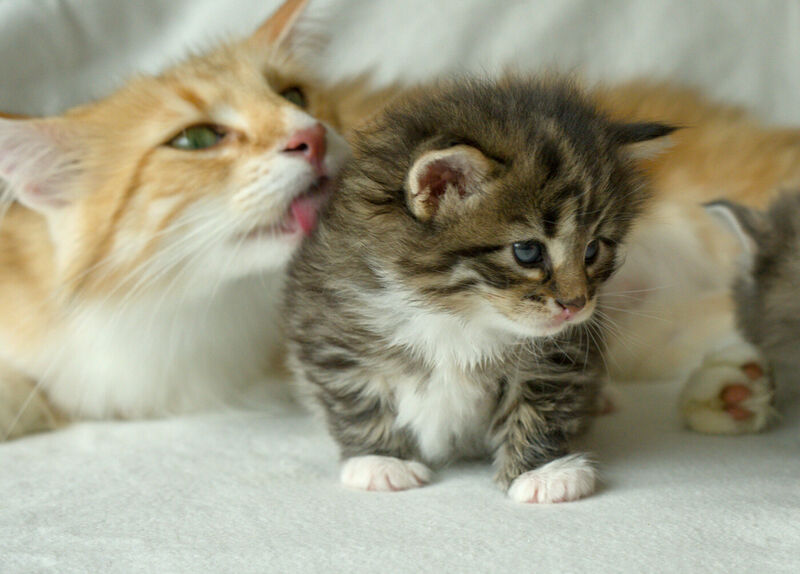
[[507, 454, 597, 504], [340, 455, 432, 492], [681, 337, 774, 434]]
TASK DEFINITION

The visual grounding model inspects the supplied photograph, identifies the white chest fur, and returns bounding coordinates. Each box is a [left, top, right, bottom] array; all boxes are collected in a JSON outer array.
[[394, 361, 495, 462], [36, 276, 282, 419], [372, 289, 510, 462]]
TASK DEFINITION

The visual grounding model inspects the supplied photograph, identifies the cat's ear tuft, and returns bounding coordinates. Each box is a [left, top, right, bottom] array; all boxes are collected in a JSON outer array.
[[704, 199, 765, 259], [0, 118, 82, 212], [250, 0, 311, 49], [611, 121, 678, 159], [406, 146, 491, 221]]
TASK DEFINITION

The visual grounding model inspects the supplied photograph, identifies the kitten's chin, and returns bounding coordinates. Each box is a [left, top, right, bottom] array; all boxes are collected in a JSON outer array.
[[494, 306, 596, 339]]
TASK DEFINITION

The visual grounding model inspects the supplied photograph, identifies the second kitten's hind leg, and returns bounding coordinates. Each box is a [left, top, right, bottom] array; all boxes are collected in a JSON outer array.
[[680, 334, 774, 434], [0, 362, 63, 441]]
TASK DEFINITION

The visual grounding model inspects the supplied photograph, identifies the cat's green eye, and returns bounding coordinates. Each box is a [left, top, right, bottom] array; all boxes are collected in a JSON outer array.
[[280, 87, 307, 108], [585, 239, 600, 263], [168, 125, 225, 151]]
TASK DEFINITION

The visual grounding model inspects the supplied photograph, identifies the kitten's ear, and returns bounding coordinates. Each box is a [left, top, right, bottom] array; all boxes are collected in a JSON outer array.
[[0, 118, 82, 212], [704, 199, 765, 258], [249, 0, 310, 49], [611, 122, 678, 159], [406, 146, 492, 222]]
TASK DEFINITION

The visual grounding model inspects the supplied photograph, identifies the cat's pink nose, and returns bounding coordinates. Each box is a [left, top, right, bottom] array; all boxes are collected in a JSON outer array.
[[556, 296, 586, 320], [283, 123, 327, 176]]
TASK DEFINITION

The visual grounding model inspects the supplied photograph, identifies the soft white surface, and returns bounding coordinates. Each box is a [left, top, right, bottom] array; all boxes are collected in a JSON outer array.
[[2, 383, 799, 572], [2, 0, 800, 572]]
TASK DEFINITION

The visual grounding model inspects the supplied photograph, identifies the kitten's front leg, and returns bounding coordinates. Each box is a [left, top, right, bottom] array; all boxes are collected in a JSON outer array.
[[0, 361, 63, 440], [304, 369, 431, 492], [493, 379, 598, 504]]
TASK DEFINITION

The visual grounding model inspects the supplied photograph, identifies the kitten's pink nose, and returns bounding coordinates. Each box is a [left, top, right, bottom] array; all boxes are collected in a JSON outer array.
[[283, 123, 327, 177], [556, 296, 586, 320]]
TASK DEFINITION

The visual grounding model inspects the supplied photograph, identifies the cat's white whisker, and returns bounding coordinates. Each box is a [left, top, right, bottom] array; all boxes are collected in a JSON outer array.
[[599, 303, 673, 324]]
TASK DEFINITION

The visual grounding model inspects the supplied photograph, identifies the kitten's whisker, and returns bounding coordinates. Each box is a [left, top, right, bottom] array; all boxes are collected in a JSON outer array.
[[583, 321, 612, 374], [599, 304, 673, 324], [592, 310, 643, 359], [602, 284, 673, 296]]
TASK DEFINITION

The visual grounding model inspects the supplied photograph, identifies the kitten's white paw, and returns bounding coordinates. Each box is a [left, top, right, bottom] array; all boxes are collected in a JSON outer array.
[[340, 455, 432, 492], [681, 340, 774, 434], [507, 454, 596, 504]]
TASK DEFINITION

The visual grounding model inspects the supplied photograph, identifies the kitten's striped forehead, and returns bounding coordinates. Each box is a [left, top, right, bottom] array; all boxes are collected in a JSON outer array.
[[510, 128, 627, 247]]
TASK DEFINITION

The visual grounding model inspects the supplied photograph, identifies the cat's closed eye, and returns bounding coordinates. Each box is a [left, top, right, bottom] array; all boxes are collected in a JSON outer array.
[[167, 124, 228, 151]]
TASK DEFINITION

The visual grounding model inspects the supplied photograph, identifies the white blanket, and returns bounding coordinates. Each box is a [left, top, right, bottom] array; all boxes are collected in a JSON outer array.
[[1, 1, 799, 572]]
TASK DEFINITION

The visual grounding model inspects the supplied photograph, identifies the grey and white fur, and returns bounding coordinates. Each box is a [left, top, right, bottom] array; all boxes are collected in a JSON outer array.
[[694, 191, 800, 425], [285, 76, 674, 503]]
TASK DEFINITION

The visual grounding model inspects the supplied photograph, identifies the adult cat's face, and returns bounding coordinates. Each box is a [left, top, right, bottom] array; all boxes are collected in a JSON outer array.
[[339, 78, 673, 338], [0, 0, 349, 299]]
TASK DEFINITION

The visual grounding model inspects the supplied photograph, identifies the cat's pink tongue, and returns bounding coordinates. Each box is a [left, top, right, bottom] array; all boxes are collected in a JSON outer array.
[[290, 193, 326, 234]]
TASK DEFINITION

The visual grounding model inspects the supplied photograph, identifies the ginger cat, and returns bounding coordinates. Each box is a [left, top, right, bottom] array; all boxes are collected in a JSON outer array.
[[0, 0, 350, 439]]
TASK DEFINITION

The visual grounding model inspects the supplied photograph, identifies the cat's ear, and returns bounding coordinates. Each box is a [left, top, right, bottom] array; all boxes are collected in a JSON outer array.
[[611, 122, 678, 159], [406, 146, 492, 222], [704, 199, 765, 258], [0, 118, 82, 212], [249, 0, 310, 49]]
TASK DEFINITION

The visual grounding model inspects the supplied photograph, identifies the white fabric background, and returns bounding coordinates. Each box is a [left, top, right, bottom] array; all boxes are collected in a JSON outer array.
[[1, 1, 799, 572]]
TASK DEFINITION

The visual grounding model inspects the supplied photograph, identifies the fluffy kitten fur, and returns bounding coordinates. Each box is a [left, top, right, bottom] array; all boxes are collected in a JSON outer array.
[[719, 191, 800, 363], [0, 0, 352, 439], [286, 77, 673, 502]]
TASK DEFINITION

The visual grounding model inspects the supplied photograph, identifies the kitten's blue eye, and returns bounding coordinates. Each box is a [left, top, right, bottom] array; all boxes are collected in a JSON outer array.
[[512, 241, 545, 267], [585, 239, 600, 263]]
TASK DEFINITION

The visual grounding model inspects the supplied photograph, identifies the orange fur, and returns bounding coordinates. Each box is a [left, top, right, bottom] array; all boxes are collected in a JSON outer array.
[[0, 0, 352, 438], [595, 81, 800, 207]]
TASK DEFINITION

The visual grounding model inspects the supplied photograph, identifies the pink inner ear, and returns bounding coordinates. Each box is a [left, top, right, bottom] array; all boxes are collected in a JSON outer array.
[[420, 160, 466, 200]]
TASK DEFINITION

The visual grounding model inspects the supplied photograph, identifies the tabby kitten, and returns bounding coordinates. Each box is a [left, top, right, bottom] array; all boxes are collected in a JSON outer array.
[[0, 0, 350, 439], [680, 192, 800, 433], [286, 77, 674, 503]]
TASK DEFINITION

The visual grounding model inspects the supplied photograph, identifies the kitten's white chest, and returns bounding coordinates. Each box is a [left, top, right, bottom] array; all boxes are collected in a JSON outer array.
[[394, 362, 494, 462], [373, 288, 511, 462]]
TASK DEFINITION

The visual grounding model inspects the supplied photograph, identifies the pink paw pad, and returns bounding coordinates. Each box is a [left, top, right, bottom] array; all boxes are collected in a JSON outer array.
[[719, 362, 764, 420]]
